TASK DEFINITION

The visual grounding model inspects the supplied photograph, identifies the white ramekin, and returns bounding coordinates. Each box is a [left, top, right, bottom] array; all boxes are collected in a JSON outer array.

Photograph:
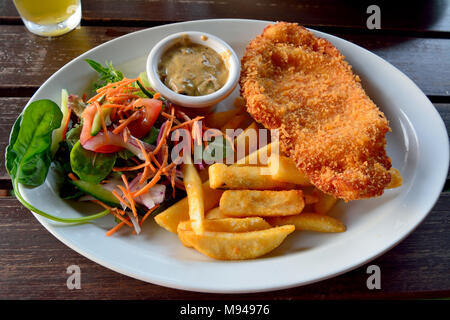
[[146, 31, 240, 108]]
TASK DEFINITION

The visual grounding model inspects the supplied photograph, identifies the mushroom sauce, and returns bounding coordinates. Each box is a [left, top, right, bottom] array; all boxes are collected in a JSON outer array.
[[158, 37, 229, 96]]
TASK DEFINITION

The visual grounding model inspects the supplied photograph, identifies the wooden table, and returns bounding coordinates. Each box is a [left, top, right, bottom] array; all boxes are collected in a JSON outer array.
[[0, 0, 449, 299]]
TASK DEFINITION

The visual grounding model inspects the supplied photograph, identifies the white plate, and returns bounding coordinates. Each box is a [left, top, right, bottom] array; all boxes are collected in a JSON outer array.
[[19, 19, 449, 293]]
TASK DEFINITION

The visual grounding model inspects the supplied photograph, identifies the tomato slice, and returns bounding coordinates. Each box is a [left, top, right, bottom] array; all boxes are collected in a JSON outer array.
[[80, 103, 97, 145], [127, 98, 163, 138], [82, 131, 125, 153], [91, 144, 123, 153], [80, 98, 162, 153]]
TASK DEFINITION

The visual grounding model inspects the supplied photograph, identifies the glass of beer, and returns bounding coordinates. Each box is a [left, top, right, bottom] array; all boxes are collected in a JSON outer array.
[[13, 0, 81, 37]]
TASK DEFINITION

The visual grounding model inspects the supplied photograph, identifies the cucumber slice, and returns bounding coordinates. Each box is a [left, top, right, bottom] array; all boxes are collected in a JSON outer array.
[[70, 179, 120, 207], [51, 89, 69, 156], [90, 107, 112, 136], [138, 72, 151, 88]]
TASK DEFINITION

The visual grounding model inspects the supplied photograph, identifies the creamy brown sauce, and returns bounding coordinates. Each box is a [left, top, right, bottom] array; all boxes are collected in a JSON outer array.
[[158, 37, 229, 96]]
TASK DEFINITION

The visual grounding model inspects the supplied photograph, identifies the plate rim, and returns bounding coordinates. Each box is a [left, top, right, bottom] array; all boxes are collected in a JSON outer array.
[[19, 18, 449, 293]]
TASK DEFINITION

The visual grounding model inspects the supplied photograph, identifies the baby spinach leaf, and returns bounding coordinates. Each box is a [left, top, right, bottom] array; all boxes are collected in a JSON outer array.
[[65, 124, 82, 150], [53, 141, 84, 200], [6, 99, 112, 224], [6, 99, 63, 187], [70, 141, 117, 183]]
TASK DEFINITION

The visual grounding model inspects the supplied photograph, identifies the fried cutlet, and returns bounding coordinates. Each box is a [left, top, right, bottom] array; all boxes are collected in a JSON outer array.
[[240, 22, 391, 201]]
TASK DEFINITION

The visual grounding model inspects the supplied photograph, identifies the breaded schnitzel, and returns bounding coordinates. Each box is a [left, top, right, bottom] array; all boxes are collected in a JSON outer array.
[[240, 22, 391, 201]]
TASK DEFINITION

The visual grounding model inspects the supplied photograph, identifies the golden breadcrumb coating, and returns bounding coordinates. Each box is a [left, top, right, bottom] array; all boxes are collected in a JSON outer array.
[[240, 22, 391, 201]]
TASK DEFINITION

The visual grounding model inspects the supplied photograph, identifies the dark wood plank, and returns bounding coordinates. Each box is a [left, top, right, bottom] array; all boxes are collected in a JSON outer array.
[[1, 0, 450, 34], [1, 99, 448, 182], [0, 97, 28, 181], [0, 25, 449, 97], [0, 192, 448, 299]]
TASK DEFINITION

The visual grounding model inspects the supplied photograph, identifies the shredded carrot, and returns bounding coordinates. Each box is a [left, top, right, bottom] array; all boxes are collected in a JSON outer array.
[[113, 163, 148, 172], [96, 78, 128, 93], [153, 92, 161, 100], [61, 108, 72, 142], [139, 204, 160, 227], [109, 96, 137, 103], [102, 103, 127, 109], [87, 91, 106, 104], [112, 111, 140, 134], [120, 175, 138, 217], [140, 166, 149, 185], [118, 185, 138, 217], [135, 139, 155, 184], [105, 78, 138, 97], [152, 107, 175, 156], [90, 200, 131, 222], [124, 102, 136, 112], [96, 77, 137, 94], [149, 153, 161, 169], [68, 173, 78, 181], [119, 85, 140, 94], [132, 169, 163, 198], [111, 210, 131, 224], [161, 111, 175, 119], [133, 145, 168, 197], [112, 189, 132, 209], [136, 139, 153, 170], [170, 116, 204, 132], [106, 221, 127, 236], [162, 161, 177, 175], [121, 174, 130, 189]]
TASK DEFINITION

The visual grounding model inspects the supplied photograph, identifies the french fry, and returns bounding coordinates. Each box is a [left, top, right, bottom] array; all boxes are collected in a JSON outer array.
[[178, 217, 271, 233], [154, 181, 223, 233], [268, 155, 311, 186], [266, 213, 346, 233], [220, 190, 305, 217], [178, 217, 271, 248], [155, 128, 275, 233], [178, 217, 273, 247], [182, 162, 205, 234], [313, 189, 338, 215], [177, 224, 295, 260], [386, 168, 403, 189], [209, 163, 294, 190], [205, 207, 226, 220]]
